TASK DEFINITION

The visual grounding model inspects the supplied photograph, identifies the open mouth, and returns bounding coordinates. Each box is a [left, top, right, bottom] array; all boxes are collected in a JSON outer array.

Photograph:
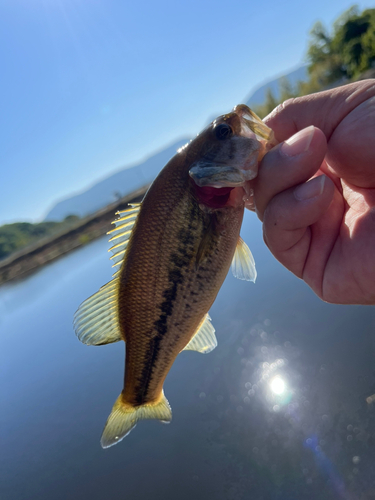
[[193, 185, 234, 209]]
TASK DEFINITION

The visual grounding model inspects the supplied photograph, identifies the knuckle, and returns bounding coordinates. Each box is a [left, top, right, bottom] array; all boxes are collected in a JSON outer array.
[[263, 201, 282, 228]]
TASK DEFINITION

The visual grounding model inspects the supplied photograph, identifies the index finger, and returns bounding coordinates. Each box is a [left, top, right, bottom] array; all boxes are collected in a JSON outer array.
[[264, 79, 375, 142]]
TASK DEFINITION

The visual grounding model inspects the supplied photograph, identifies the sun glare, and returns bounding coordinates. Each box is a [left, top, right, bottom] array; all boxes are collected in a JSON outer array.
[[270, 376, 286, 395]]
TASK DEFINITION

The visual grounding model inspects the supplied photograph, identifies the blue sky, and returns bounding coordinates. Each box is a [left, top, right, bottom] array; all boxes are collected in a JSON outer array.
[[0, 0, 372, 225]]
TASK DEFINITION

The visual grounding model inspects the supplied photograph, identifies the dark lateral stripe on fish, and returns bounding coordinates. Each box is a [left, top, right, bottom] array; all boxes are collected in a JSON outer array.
[[134, 268, 184, 405], [133, 280, 186, 401], [134, 210, 203, 404], [134, 337, 159, 405]]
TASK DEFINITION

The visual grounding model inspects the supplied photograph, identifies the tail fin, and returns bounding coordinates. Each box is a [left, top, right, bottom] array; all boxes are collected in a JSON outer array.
[[100, 392, 172, 449]]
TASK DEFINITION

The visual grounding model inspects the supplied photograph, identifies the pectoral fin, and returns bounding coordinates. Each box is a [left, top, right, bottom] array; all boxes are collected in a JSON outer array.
[[182, 313, 217, 354], [231, 236, 256, 282]]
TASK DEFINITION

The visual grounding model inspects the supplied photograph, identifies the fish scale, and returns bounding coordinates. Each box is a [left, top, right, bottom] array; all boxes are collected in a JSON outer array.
[[120, 178, 243, 406], [74, 104, 275, 447]]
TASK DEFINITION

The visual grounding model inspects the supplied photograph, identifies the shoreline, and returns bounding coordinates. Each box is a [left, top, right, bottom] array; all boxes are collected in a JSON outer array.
[[0, 185, 148, 286]]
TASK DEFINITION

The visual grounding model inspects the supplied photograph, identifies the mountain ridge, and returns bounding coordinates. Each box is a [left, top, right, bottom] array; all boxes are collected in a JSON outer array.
[[45, 65, 308, 221], [245, 65, 308, 107], [45, 138, 190, 221]]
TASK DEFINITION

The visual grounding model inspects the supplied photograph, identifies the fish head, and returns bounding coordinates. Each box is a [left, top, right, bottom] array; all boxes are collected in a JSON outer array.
[[189, 104, 276, 188], [188, 104, 276, 208]]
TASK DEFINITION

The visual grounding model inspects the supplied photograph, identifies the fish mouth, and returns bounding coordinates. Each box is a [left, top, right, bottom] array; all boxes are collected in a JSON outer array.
[[232, 104, 276, 143], [189, 163, 257, 188]]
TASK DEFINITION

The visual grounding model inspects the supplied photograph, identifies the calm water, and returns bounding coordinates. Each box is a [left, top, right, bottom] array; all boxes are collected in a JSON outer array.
[[1, 212, 375, 500]]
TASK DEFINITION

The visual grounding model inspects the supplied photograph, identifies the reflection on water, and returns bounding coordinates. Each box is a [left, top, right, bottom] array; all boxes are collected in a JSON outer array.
[[1, 213, 375, 500]]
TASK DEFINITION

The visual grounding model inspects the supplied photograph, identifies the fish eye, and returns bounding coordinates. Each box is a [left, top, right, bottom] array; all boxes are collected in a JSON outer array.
[[214, 123, 233, 141]]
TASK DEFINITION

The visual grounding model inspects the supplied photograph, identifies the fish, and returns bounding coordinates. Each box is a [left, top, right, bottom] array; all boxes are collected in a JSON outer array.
[[74, 104, 276, 448]]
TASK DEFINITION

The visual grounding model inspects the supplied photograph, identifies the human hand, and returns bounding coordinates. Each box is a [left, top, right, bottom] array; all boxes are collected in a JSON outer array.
[[250, 79, 375, 304]]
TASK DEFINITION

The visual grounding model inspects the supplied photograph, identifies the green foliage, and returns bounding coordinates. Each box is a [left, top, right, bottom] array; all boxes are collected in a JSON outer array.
[[308, 6, 375, 83], [255, 5, 375, 118], [0, 217, 80, 260], [254, 88, 278, 119], [64, 214, 80, 223], [254, 76, 308, 118], [279, 77, 295, 102]]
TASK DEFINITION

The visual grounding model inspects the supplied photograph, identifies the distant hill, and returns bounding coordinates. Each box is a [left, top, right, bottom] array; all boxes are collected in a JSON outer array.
[[245, 65, 308, 107], [45, 66, 309, 222], [45, 138, 190, 221], [204, 65, 309, 126]]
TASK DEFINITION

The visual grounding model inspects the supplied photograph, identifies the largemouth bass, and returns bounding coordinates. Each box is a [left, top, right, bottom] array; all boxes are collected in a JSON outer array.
[[74, 105, 275, 448]]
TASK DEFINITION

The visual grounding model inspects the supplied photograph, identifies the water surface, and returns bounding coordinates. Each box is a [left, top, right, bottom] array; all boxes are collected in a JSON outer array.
[[2, 212, 375, 500]]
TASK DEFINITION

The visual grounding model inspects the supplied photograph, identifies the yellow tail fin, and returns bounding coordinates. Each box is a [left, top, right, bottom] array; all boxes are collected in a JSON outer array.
[[100, 392, 172, 449]]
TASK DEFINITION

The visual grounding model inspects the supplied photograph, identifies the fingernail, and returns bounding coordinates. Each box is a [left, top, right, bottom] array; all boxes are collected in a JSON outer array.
[[294, 175, 326, 201], [280, 126, 315, 157]]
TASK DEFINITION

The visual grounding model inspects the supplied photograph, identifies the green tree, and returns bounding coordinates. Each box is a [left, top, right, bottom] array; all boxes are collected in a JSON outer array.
[[254, 88, 279, 118], [0, 218, 79, 260], [64, 214, 80, 224], [279, 77, 295, 102], [361, 23, 375, 69], [307, 6, 375, 83]]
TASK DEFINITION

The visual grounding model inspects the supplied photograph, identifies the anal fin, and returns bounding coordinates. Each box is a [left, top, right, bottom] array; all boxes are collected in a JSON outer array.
[[182, 313, 217, 354]]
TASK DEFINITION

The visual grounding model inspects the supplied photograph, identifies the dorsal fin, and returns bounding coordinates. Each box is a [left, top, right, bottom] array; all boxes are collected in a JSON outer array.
[[108, 204, 141, 275], [231, 236, 256, 282], [182, 313, 217, 353], [73, 204, 142, 345]]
